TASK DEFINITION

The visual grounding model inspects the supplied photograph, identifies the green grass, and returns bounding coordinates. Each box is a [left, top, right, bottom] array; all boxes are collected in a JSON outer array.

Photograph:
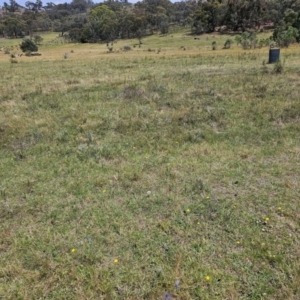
[[0, 30, 299, 299]]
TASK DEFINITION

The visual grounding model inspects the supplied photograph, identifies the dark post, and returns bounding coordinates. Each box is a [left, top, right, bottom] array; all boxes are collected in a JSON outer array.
[[269, 48, 280, 64]]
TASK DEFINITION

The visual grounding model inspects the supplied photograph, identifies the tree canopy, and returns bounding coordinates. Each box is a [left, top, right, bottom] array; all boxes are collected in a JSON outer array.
[[0, 0, 300, 46]]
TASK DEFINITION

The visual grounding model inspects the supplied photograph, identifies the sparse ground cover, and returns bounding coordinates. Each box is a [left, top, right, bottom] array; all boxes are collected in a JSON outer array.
[[0, 31, 299, 299]]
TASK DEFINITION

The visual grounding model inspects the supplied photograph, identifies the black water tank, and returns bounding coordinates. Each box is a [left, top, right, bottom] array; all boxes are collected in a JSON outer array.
[[269, 49, 280, 63]]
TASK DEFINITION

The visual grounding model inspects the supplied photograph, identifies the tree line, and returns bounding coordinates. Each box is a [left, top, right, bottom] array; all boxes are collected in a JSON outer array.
[[1, 0, 300, 47]]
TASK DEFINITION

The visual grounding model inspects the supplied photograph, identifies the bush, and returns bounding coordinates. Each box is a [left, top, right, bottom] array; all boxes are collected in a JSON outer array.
[[123, 45, 131, 51], [33, 35, 43, 45], [258, 38, 271, 48], [20, 39, 38, 53], [223, 39, 233, 49], [69, 28, 82, 43], [212, 41, 217, 50], [160, 22, 169, 34], [235, 35, 242, 46], [273, 26, 298, 48], [273, 60, 284, 74], [237, 32, 257, 49]]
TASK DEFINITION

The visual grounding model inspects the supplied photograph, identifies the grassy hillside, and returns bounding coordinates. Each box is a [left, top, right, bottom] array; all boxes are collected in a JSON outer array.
[[0, 31, 299, 299]]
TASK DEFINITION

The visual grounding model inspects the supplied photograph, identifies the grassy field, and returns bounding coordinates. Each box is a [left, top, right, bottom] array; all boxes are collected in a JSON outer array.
[[0, 30, 299, 299]]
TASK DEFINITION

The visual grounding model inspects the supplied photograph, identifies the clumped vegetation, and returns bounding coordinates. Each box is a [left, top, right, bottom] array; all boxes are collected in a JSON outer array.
[[33, 35, 43, 45], [19, 38, 38, 53], [211, 40, 217, 50], [223, 38, 233, 49], [1, 0, 300, 47], [0, 30, 299, 299], [273, 59, 285, 74]]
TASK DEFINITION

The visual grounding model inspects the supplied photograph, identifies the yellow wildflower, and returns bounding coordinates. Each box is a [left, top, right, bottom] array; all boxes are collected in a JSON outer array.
[[114, 258, 119, 263], [205, 275, 211, 281], [71, 248, 76, 253]]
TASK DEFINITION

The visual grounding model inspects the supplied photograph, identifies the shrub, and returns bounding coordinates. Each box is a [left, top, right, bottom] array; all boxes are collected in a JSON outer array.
[[69, 28, 82, 43], [261, 60, 269, 74], [258, 39, 269, 48], [20, 39, 38, 53], [212, 41, 217, 50], [123, 45, 131, 51], [273, 26, 298, 48], [223, 39, 233, 49], [237, 32, 258, 49], [273, 60, 284, 74], [234, 35, 242, 46], [160, 22, 169, 34], [33, 35, 43, 45]]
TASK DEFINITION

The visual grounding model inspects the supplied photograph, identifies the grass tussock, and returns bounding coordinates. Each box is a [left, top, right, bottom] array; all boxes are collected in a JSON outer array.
[[0, 31, 299, 299]]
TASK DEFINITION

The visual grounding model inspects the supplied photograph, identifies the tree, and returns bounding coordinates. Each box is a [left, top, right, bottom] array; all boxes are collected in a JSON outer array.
[[117, 8, 147, 39], [20, 39, 38, 52], [3, 0, 20, 12], [0, 24, 5, 37], [8, 0, 19, 12], [273, 23, 299, 47], [192, 1, 224, 33], [4, 18, 26, 38], [36, 0, 43, 10], [3, 2, 9, 12], [173, 0, 197, 25], [53, 19, 71, 36], [223, 0, 267, 31], [69, 28, 82, 42], [89, 5, 117, 42], [25, 1, 37, 11], [70, 0, 90, 13], [43, 2, 56, 10]]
